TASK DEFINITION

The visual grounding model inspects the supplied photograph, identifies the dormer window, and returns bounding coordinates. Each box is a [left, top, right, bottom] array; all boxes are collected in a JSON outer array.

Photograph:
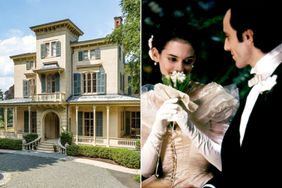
[[41, 41, 61, 58], [26, 61, 34, 70]]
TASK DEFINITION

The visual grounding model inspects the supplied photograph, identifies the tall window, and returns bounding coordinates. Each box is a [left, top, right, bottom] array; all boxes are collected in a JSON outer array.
[[77, 111, 103, 137], [23, 78, 36, 97], [82, 72, 105, 94], [125, 111, 140, 137], [23, 80, 30, 98], [84, 112, 93, 136], [24, 111, 37, 133], [47, 74, 56, 93], [41, 73, 60, 93], [31, 111, 37, 133]]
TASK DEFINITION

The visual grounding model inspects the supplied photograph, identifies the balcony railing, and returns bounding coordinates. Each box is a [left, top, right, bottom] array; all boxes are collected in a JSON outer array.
[[32, 92, 66, 102]]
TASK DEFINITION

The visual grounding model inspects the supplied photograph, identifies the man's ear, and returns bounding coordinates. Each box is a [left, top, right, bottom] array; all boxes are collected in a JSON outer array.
[[151, 47, 160, 63], [243, 29, 254, 43]]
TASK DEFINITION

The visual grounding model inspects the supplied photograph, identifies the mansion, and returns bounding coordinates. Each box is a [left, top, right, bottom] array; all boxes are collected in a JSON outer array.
[[0, 18, 140, 149]]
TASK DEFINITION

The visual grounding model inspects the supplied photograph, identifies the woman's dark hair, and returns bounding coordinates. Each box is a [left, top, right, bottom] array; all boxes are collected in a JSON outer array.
[[229, 0, 282, 53], [150, 25, 199, 57]]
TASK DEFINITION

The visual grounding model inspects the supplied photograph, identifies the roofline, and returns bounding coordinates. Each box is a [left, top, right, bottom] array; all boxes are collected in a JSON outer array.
[[30, 19, 84, 36], [71, 37, 115, 48], [10, 52, 36, 60]]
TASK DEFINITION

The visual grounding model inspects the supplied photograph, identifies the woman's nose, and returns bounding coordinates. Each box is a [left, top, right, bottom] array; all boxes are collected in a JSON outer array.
[[175, 61, 183, 71]]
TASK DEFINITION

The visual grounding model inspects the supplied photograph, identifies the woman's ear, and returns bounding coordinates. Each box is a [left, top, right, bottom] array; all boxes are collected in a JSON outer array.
[[243, 29, 254, 43], [151, 47, 160, 63]]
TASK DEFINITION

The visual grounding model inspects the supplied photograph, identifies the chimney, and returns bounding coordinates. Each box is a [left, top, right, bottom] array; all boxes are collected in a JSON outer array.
[[114, 16, 122, 28]]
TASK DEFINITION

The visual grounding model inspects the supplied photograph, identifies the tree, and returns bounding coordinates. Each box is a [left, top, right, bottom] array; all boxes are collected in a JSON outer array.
[[0, 89, 3, 101], [4, 85, 14, 100], [107, 0, 140, 95]]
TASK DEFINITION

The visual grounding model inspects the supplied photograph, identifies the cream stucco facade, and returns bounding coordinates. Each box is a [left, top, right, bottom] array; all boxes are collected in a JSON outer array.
[[0, 19, 140, 149]]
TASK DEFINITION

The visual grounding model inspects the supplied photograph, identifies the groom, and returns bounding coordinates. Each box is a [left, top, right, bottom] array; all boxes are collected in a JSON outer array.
[[204, 0, 282, 188]]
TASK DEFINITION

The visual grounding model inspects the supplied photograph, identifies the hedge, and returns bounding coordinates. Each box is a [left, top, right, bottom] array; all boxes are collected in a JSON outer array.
[[66, 144, 140, 169], [0, 138, 22, 150]]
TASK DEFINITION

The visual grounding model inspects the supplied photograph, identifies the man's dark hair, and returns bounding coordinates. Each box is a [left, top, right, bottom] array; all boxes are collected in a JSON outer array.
[[229, 0, 282, 53]]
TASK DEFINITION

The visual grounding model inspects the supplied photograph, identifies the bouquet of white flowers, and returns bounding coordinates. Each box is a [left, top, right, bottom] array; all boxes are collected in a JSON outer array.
[[161, 71, 192, 129], [162, 71, 191, 93]]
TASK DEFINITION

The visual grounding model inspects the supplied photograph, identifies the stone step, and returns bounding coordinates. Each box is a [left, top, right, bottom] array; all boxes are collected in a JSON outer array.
[[36, 140, 57, 152]]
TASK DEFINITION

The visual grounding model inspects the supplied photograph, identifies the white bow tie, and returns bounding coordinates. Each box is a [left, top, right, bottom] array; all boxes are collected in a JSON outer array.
[[248, 74, 269, 87]]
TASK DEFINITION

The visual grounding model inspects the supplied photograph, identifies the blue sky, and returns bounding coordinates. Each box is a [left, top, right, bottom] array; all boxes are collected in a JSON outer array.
[[0, 0, 122, 92]]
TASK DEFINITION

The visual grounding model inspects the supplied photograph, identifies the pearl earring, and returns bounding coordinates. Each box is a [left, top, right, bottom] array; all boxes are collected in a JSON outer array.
[[154, 62, 157, 66]]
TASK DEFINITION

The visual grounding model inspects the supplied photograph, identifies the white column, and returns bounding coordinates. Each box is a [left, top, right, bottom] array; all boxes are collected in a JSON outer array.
[[106, 106, 110, 147], [28, 106, 31, 133], [4, 107, 7, 131], [93, 105, 96, 146], [75, 106, 79, 144]]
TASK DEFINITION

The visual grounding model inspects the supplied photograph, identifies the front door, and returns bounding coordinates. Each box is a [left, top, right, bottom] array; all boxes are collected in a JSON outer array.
[[44, 112, 59, 139]]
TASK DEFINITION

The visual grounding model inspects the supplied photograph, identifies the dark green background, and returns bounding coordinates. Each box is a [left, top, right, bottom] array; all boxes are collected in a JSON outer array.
[[142, 0, 251, 99]]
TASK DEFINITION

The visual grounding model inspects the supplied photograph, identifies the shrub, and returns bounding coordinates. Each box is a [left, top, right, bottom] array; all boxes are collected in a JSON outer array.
[[60, 131, 73, 146], [0, 138, 22, 150], [111, 148, 140, 169], [66, 144, 79, 156], [23, 133, 38, 143], [135, 139, 140, 151], [66, 145, 140, 169]]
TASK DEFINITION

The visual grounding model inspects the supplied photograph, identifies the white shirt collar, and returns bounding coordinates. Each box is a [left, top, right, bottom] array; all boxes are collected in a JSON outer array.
[[251, 43, 282, 76]]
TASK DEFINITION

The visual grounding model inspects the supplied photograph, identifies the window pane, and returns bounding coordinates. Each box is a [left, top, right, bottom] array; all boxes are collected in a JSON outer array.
[[51, 42, 56, 56], [92, 73, 96, 93]]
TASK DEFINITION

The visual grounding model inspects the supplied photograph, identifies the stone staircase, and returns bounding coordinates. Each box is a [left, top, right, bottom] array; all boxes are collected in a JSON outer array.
[[37, 139, 57, 153]]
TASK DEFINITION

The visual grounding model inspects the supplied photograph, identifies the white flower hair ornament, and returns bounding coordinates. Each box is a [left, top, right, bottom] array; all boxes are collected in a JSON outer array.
[[258, 75, 277, 94], [148, 35, 154, 61]]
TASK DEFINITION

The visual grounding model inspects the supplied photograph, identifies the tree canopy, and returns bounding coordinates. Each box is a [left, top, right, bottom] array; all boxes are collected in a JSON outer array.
[[107, 0, 140, 95]]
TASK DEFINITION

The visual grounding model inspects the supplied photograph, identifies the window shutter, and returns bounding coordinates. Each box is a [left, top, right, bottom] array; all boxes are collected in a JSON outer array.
[[56, 41, 61, 57], [41, 44, 45, 59], [78, 51, 83, 61], [96, 112, 103, 136], [97, 71, 105, 94], [41, 74, 46, 93], [55, 73, 60, 92], [23, 80, 28, 97], [74, 73, 81, 95], [27, 80, 30, 97], [24, 111, 29, 133], [78, 112, 83, 135]]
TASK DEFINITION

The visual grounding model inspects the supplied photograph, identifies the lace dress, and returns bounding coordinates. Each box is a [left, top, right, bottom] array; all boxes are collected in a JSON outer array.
[[141, 81, 239, 188]]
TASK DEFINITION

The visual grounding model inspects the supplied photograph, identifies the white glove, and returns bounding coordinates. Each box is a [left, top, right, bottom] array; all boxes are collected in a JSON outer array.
[[141, 98, 179, 177], [173, 105, 223, 171]]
